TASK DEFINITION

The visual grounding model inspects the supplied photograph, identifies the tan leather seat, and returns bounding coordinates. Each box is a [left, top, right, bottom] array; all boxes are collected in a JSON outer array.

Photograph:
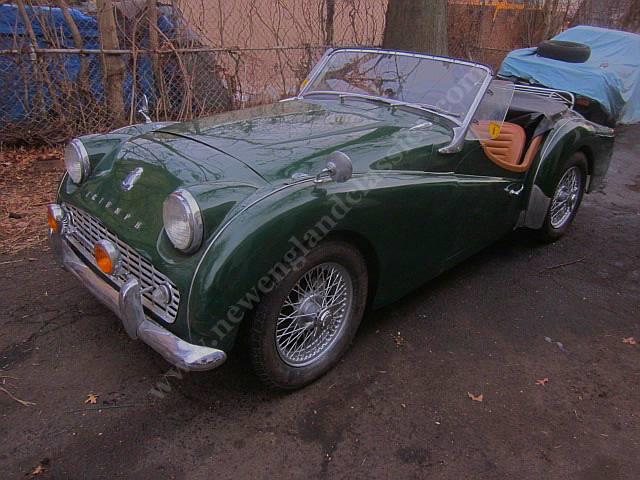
[[473, 121, 542, 173]]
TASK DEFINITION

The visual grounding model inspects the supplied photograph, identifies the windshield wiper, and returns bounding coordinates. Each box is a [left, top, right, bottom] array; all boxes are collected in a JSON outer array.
[[301, 91, 461, 123]]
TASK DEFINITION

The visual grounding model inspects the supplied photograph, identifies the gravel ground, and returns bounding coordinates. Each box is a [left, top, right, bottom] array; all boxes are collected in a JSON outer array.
[[1, 126, 638, 479]]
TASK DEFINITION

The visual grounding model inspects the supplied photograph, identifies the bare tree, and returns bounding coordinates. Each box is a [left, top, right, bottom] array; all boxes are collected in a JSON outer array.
[[96, 0, 125, 124], [382, 0, 448, 55]]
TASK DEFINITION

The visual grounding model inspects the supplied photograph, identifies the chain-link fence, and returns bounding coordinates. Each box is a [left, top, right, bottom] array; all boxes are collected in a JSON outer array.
[[0, 0, 385, 143], [0, 0, 637, 144]]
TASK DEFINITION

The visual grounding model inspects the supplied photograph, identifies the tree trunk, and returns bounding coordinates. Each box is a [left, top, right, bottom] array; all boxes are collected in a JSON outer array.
[[382, 0, 448, 55], [324, 0, 336, 45], [96, 0, 125, 124]]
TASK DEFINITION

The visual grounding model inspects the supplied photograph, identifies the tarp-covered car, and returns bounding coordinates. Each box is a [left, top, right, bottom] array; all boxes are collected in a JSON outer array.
[[499, 26, 640, 126]]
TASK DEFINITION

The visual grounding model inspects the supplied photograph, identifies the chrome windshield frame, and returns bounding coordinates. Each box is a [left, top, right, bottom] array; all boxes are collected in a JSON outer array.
[[298, 47, 495, 154]]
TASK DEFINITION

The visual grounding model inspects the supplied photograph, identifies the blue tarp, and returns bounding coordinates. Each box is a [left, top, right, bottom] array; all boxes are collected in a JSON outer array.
[[0, 4, 173, 123], [499, 26, 640, 124]]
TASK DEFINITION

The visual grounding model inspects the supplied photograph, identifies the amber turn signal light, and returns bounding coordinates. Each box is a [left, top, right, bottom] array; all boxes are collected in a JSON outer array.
[[94, 240, 120, 275], [47, 204, 65, 232]]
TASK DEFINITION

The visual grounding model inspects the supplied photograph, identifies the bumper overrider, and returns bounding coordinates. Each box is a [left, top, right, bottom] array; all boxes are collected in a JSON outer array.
[[49, 208, 226, 372]]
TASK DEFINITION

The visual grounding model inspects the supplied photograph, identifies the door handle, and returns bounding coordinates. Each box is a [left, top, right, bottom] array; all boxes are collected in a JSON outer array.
[[504, 183, 524, 196]]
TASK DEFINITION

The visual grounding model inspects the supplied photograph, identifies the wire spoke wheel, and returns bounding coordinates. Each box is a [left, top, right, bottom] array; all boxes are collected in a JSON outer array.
[[550, 166, 582, 229], [275, 262, 353, 367]]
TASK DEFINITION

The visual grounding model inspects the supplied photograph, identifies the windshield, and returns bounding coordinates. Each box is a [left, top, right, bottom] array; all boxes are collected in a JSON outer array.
[[301, 50, 491, 121]]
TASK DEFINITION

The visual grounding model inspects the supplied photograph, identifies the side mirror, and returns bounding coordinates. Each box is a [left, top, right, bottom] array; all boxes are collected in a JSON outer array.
[[315, 151, 353, 184], [138, 94, 152, 123]]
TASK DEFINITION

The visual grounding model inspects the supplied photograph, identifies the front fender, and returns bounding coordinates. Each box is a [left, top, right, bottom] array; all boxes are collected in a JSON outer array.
[[186, 180, 348, 350]]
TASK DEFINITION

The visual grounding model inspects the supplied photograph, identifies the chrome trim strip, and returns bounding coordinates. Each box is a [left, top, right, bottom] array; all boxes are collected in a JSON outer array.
[[52, 232, 226, 372]]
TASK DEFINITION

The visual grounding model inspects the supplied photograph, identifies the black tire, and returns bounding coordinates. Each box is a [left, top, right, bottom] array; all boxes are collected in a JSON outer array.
[[535, 152, 588, 243], [537, 40, 591, 63], [249, 240, 368, 390]]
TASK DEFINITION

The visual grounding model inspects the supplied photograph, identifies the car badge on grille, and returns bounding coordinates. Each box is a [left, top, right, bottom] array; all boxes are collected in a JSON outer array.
[[121, 167, 144, 191]]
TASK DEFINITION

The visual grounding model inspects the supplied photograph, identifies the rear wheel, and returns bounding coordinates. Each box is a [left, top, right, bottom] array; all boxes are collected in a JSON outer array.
[[535, 152, 587, 242], [249, 240, 368, 390]]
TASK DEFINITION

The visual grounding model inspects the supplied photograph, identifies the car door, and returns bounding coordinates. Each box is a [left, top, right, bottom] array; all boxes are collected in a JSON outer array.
[[448, 139, 526, 261]]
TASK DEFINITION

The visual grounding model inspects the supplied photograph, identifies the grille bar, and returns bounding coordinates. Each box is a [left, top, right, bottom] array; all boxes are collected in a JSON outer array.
[[63, 204, 180, 323]]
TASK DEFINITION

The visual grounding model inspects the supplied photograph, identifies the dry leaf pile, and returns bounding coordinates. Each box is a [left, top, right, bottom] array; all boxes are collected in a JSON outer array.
[[0, 145, 63, 255]]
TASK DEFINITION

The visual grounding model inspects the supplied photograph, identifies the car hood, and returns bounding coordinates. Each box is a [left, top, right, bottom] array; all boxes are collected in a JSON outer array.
[[59, 98, 451, 258], [154, 98, 452, 184]]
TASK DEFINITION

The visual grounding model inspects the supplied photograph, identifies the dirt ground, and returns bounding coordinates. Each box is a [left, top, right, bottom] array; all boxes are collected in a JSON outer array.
[[1, 126, 639, 480]]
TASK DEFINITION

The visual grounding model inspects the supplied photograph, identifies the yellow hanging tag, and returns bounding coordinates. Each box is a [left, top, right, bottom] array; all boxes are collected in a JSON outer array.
[[488, 121, 501, 139]]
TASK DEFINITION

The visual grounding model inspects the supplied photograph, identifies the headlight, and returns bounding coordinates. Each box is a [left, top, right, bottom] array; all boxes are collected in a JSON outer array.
[[163, 189, 203, 253], [64, 138, 90, 184]]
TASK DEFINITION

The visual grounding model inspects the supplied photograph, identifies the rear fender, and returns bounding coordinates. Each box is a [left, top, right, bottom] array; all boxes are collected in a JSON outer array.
[[522, 116, 613, 229]]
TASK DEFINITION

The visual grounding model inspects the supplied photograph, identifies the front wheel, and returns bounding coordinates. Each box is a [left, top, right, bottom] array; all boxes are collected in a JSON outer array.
[[535, 152, 587, 242], [248, 240, 368, 390]]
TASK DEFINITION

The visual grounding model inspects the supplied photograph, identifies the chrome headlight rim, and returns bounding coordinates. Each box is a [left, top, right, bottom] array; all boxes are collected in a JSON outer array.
[[163, 189, 204, 254], [64, 138, 90, 184]]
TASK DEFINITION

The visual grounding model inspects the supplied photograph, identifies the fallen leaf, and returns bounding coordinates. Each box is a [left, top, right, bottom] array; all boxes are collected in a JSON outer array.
[[29, 459, 49, 476], [467, 392, 483, 402], [536, 378, 549, 386], [622, 337, 637, 345], [85, 393, 99, 405], [30, 465, 45, 476]]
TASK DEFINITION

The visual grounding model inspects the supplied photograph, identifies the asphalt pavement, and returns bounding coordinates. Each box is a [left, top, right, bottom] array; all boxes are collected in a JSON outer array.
[[1, 126, 638, 479]]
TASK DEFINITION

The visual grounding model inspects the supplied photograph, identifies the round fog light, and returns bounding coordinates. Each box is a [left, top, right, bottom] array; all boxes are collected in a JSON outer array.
[[94, 240, 121, 275]]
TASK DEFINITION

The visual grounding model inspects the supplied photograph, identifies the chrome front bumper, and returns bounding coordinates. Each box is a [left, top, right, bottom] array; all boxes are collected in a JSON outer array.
[[51, 231, 227, 372]]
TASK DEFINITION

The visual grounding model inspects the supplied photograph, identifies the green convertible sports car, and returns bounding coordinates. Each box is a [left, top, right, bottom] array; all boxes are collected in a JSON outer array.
[[48, 48, 614, 389]]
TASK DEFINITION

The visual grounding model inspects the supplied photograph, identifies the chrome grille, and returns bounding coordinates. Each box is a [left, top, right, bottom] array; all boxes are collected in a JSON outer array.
[[63, 204, 180, 323]]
